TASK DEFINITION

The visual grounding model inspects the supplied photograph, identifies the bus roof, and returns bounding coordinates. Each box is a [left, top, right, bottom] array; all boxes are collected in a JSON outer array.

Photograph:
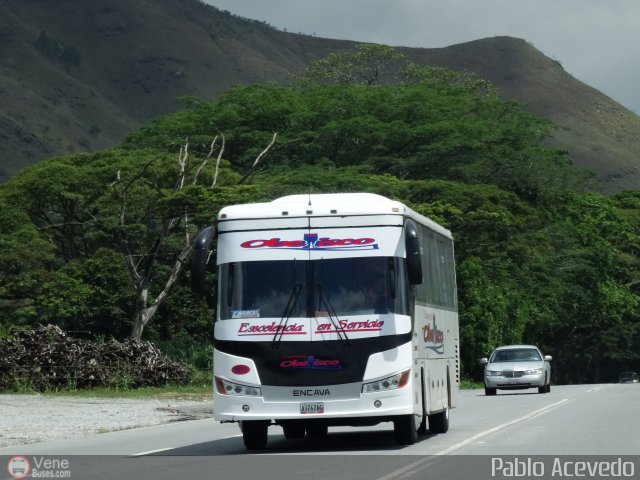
[[218, 193, 452, 238]]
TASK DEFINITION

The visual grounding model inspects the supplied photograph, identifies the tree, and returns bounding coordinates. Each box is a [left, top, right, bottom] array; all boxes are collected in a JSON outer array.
[[296, 44, 409, 85], [0, 194, 55, 322], [118, 133, 275, 340], [127, 80, 584, 202], [1, 147, 220, 339], [110, 135, 236, 339], [1, 126, 282, 340], [296, 43, 498, 96]]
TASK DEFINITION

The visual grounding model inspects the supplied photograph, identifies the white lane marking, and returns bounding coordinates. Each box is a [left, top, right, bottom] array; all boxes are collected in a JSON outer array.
[[587, 386, 604, 393], [129, 447, 173, 457], [374, 399, 571, 480], [128, 433, 242, 457], [434, 398, 570, 455]]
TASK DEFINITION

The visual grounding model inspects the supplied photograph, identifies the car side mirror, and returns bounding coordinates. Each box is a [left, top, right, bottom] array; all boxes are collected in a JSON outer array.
[[480, 358, 488, 365], [544, 355, 552, 362]]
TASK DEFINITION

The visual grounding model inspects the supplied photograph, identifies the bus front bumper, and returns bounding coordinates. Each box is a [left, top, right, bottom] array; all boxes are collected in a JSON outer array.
[[214, 382, 414, 422]]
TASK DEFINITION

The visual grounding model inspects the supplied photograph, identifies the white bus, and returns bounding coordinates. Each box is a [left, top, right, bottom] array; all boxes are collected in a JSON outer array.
[[192, 193, 459, 450]]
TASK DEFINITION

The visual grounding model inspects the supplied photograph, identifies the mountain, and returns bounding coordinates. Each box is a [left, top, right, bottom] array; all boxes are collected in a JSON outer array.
[[1, 0, 638, 192], [404, 38, 640, 192], [0, 0, 353, 181]]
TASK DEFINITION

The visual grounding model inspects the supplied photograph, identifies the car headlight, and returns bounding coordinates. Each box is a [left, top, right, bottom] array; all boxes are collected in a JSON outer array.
[[362, 370, 411, 393], [214, 376, 261, 396], [525, 368, 543, 375], [485, 370, 503, 377]]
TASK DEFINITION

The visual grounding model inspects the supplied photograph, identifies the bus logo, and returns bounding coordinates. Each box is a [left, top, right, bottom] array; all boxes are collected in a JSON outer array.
[[423, 315, 444, 354], [280, 355, 342, 370], [241, 233, 379, 251]]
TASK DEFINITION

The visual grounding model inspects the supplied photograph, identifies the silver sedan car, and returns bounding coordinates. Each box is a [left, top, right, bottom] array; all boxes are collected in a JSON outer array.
[[481, 345, 552, 395]]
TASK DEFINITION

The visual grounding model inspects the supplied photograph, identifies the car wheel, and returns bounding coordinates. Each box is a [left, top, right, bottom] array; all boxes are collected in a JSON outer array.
[[485, 387, 497, 396], [241, 421, 269, 450], [538, 377, 551, 394], [394, 414, 418, 445]]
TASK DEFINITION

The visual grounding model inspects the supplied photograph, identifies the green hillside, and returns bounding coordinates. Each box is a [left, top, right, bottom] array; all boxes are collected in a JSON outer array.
[[0, 0, 639, 191]]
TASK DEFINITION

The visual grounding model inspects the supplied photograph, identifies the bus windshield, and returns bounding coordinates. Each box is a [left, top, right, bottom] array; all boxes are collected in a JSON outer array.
[[218, 257, 409, 320]]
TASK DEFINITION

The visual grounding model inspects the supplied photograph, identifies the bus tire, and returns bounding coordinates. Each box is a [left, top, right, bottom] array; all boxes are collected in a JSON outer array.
[[394, 415, 418, 445], [428, 407, 449, 434], [241, 421, 269, 450], [282, 422, 306, 439], [306, 423, 328, 439]]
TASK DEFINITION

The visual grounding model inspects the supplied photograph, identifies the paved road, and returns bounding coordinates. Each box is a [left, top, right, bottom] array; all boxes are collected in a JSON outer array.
[[2, 384, 639, 479]]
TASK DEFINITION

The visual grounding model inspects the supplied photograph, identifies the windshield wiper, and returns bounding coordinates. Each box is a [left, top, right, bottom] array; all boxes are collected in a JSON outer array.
[[316, 283, 349, 344], [271, 282, 302, 348]]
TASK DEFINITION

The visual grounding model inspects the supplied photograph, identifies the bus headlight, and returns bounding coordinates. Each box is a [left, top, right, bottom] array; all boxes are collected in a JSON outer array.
[[362, 370, 411, 393], [215, 376, 262, 397]]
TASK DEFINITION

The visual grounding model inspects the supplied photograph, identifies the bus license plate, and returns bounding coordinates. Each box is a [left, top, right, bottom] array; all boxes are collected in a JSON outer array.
[[300, 402, 324, 414]]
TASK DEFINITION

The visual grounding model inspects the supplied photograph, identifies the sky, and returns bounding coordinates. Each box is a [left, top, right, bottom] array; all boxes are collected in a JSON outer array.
[[205, 0, 640, 114]]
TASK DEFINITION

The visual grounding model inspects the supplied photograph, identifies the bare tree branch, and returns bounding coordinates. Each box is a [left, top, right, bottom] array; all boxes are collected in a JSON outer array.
[[193, 135, 218, 185], [211, 132, 226, 188], [151, 241, 194, 307], [108, 170, 121, 188], [176, 138, 189, 190], [237, 132, 278, 185], [123, 133, 229, 339]]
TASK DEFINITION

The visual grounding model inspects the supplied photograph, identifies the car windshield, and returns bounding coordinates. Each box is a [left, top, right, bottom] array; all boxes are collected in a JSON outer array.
[[490, 348, 541, 363]]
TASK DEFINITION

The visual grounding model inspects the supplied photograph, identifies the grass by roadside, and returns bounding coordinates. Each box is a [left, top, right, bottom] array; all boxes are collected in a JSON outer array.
[[38, 384, 213, 400], [1, 384, 212, 401], [1, 364, 213, 399], [460, 379, 484, 390], [2, 369, 213, 400]]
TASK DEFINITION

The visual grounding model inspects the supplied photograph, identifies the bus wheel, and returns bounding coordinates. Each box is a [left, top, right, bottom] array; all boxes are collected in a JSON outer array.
[[394, 415, 418, 445], [282, 422, 306, 439], [241, 421, 269, 450], [428, 407, 449, 434], [306, 423, 328, 439]]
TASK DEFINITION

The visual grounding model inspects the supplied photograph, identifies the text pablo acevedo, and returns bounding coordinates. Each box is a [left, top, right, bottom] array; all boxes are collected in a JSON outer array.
[[491, 457, 635, 478]]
